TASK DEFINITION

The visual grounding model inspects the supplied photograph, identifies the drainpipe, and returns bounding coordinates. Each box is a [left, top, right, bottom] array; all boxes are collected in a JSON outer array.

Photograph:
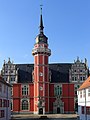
[[85, 89, 87, 120]]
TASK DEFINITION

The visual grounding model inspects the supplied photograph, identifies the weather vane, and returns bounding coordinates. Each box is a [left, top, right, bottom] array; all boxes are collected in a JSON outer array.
[[40, 4, 43, 14]]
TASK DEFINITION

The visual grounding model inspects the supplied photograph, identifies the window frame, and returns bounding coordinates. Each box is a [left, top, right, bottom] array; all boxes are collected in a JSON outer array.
[[22, 99, 29, 111], [22, 85, 29, 96]]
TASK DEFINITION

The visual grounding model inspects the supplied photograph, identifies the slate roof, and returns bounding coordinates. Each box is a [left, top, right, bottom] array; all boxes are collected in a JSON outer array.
[[16, 64, 34, 83], [16, 63, 72, 83], [49, 63, 72, 83]]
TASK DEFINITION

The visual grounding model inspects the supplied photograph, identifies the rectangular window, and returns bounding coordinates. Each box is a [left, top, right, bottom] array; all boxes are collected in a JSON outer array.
[[3, 99, 6, 107], [0, 99, 2, 107], [72, 77, 74, 81], [82, 106, 84, 114], [0, 110, 5, 118], [11, 100, 13, 110], [54, 85, 62, 96], [75, 77, 77, 81], [80, 76, 82, 81], [86, 107, 90, 115], [80, 91, 82, 98], [22, 85, 28, 96], [83, 77, 85, 81], [74, 86, 77, 95], [83, 90, 86, 97], [11, 87, 13, 95], [11, 77, 15, 81], [1, 110, 4, 117], [88, 88, 90, 97]]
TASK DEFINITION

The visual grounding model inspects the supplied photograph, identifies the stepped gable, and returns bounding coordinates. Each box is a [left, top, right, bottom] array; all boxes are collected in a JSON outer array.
[[49, 63, 72, 83], [16, 63, 72, 83]]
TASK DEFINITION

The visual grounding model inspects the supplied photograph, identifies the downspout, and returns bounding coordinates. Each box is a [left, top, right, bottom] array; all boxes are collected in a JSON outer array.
[[85, 88, 87, 120]]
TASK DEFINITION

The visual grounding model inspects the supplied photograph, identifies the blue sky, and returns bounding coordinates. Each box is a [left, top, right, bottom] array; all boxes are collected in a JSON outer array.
[[0, 0, 90, 69]]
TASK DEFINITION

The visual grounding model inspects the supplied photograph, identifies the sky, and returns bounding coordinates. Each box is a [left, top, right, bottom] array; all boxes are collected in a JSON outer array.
[[0, 0, 90, 69]]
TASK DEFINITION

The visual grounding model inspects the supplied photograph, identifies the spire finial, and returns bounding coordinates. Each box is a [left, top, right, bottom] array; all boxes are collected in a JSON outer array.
[[39, 4, 44, 34], [40, 5, 43, 15]]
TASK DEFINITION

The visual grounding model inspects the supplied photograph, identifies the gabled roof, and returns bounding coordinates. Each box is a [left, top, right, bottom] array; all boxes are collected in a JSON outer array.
[[78, 76, 90, 90]]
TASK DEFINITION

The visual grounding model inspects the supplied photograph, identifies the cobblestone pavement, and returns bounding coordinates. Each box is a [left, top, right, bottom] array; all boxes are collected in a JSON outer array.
[[11, 114, 79, 120]]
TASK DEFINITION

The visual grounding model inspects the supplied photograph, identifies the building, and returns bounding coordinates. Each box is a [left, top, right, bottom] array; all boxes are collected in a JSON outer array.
[[0, 76, 11, 120], [78, 76, 90, 120], [1, 8, 89, 114]]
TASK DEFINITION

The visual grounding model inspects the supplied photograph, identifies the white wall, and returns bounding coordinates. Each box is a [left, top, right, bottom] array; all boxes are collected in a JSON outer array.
[[0, 81, 11, 120], [78, 88, 90, 120]]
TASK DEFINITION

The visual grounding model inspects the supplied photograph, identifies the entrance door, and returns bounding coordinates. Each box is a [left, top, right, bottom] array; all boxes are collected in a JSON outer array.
[[57, 107, 60, 114], [39, 108, 43, 114]]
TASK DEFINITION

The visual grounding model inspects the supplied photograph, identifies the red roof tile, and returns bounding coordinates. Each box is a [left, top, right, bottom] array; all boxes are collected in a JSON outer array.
[[78, 76, 90, 90]]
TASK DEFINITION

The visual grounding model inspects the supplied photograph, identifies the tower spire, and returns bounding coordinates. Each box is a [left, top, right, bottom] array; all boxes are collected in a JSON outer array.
[[40, 5, 44, 34]]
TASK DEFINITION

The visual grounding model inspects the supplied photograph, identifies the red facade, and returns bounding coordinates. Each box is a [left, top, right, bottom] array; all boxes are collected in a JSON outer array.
[[12, 83, 75, 114]]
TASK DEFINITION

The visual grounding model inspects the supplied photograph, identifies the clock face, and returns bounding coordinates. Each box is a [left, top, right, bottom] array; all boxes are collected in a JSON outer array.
[[40, 86, 43, 91], [36, 37, 39, 43]]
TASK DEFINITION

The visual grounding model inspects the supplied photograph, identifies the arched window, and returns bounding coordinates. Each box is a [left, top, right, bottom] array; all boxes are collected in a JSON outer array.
[[22, 100, 29, 110]]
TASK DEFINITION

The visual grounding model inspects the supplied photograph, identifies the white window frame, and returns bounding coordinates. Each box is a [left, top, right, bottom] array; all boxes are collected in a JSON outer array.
[[21, 99, 29, 111], [22, 85, 29, 96]]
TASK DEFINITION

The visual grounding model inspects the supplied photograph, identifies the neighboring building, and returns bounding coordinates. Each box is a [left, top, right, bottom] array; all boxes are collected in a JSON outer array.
[[0, 76, 11, 120], [1, 8, 89, 114], [78, 76, 90, 120]]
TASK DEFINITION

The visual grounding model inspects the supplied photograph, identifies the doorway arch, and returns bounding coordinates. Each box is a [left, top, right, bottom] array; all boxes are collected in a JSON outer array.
[[39, 108, 43, 114]]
